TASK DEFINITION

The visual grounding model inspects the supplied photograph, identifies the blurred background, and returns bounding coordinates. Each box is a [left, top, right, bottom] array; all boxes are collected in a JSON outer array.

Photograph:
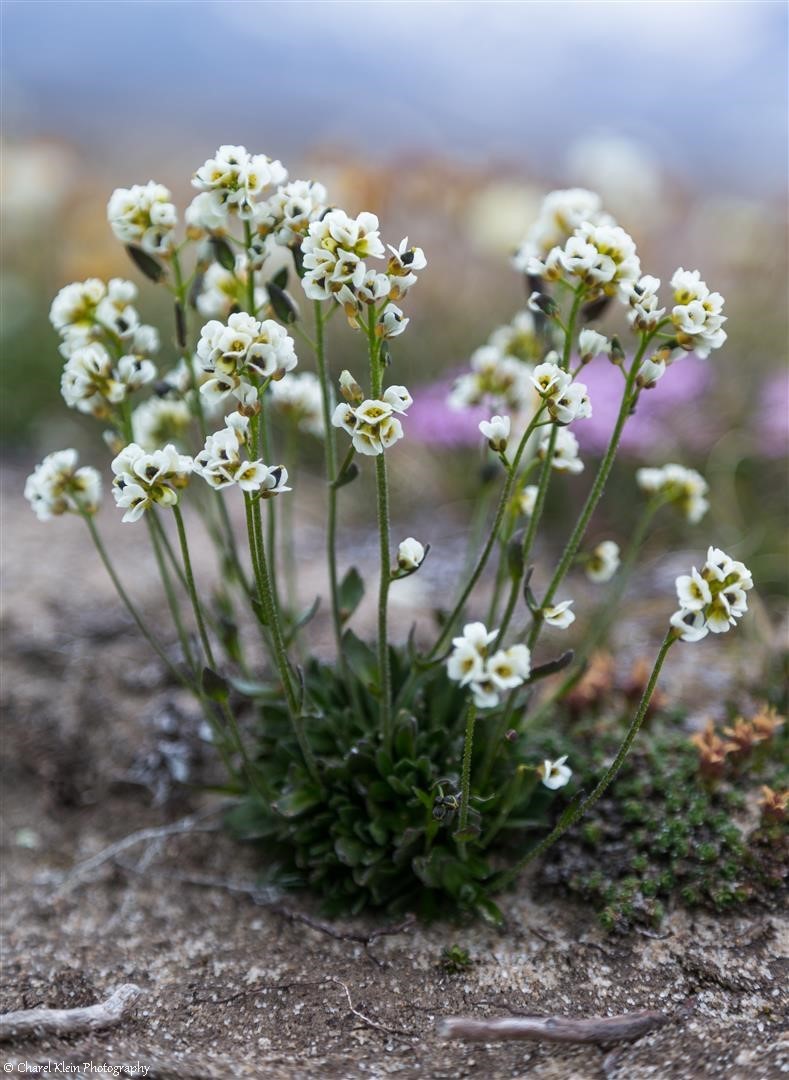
[[2, 0, 787, 608]]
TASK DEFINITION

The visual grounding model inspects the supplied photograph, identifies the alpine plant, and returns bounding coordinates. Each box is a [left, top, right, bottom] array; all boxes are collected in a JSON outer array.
[[25, 159, 750, 920]]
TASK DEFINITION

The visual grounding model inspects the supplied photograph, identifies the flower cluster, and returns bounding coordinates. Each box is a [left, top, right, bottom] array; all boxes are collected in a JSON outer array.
[[270, 372, 324, 437], [513, 188, 613, 271], [447, 622, 531, 709], [131, 396, 193, 451], [636, 463, 709, 523], [193, 412, 291, 495], [670, 547, 753, 641], [195, 312, 298, 405], [300, 209, 425, 331], [24, 450, 102, 521], [531, 356, 592, 425], [449, 310, 543, 413], [252, 178, 329, 250], [586, 540, 621, 583], [111, 444, 192, 523], [528, 222, 641, 299], [669, 268, 727, 358], [107, 182, 178, 255], [50, 278, 159, 360], [332, 379, 411, 456], [61, 343, 156, 418], [625, 275, 665, 333], [192, 144, 287, 221]]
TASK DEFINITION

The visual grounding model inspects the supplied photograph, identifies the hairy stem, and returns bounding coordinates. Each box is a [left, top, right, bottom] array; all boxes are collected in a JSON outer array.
[[172, 504, 215, 668], [496, 630, 675, 889], [457, 700, 478, 857]]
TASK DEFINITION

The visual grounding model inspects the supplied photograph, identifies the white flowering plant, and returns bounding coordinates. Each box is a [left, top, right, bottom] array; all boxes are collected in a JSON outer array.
[[28, 159, 753, 921]]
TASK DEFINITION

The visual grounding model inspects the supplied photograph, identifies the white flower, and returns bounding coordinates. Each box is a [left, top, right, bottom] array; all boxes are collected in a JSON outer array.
[[446, 622, 526, 708], [635, 463, 709, 523], [270, 371, 324, 436], [486, 644, 531, 690], [676, 567, 712, 611], [385, 236, 426, 298], [50, 278, 106, 334], [540, 428, 584, 474], [111, 443, 192, 522], [301, 208, 385, 302], [449, 345, 537, 415], [253, 178, 328, 246], [397, 537, 425, 571], [530, 360, 590, 425], [636, 355, 666, 388], [586, 540, 620, 583], [540, 755, 572, 790], [670, 608, 709, 643], [542, 600, 575, 629], [378, 304, 409, 338], [626, 275, 665, 332], [578, 329, 610, 363], [518, 484, 538, 517], [330, 383, 410, 456], [116, 354, 157, 391], [185, 191, 228, 234], [192, 144, 287, 220], [669, 268, 727, 357], [107, 181, 177, 255], [132, 397, 193, 450], [479, 414, 510, 452], [531, 359, 571, 398], [24, 449, 102, 521], [670, 547, 753, 642]]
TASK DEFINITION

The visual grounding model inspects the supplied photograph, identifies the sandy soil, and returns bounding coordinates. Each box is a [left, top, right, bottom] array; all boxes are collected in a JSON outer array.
[[2, 460, 787, 1078]]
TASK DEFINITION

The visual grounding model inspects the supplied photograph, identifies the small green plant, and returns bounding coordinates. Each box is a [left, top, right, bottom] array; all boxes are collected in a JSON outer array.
[[541, 706, 787, 931], [441, 945, 474, 973], [26, 151, 758, 921]]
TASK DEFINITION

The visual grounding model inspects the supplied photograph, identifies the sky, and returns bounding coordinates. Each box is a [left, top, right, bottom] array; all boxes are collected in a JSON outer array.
[[2, 0, 787, 196]]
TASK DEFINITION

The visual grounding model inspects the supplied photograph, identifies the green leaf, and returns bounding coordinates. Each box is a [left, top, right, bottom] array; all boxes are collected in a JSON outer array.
[[528, 650, 575, 681], [285, 596, 321, 646], [342, 629, 379, 691], [338, 567, 364, 623], [331, 462, 359, 490], [228, 676, 280, 701], [452, 824, 481, 843], [272, 786, 323, 819], [211, 236, 236, 271], [267, 281, 300, 324], [270, 265, 289, 290], [202, 666, 230, 702], [125, 245, 165, 283]]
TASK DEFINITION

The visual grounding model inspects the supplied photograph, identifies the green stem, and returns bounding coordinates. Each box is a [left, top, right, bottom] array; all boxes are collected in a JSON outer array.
[[172, 504, 215, 668], [367, 308, 393, 746], [243, 493, 320, 785], [456, 700, 478, 858], [314, 299, 344, 658], [146, 515, 197, 673], [427, 405, 548, 661], [243, 221, 256, 314], [526, 335, 652, 653], [495, 631, 675, 889], [83, 514, 192, 691]]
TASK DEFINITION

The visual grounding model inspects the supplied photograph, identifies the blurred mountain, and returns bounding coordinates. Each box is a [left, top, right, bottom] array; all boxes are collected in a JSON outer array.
[[2, 0, 786, 197]]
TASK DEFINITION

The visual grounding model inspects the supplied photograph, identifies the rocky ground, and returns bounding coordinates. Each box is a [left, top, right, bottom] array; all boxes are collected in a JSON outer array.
[[2, 460, 787, 1079]]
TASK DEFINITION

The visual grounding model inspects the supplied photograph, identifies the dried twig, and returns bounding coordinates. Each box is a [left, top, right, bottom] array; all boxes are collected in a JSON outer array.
[[438, 1009, 670, 1044], [329, 977, 413, 1039], [0, 984, 141, 1041], [49, 810, 222, 899]]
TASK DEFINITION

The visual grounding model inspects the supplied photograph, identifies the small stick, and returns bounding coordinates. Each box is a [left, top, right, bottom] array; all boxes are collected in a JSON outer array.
[[329, 977, 413, 1039], [0, 984, 141, 1041], [438, 1009, 669, 1044]]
